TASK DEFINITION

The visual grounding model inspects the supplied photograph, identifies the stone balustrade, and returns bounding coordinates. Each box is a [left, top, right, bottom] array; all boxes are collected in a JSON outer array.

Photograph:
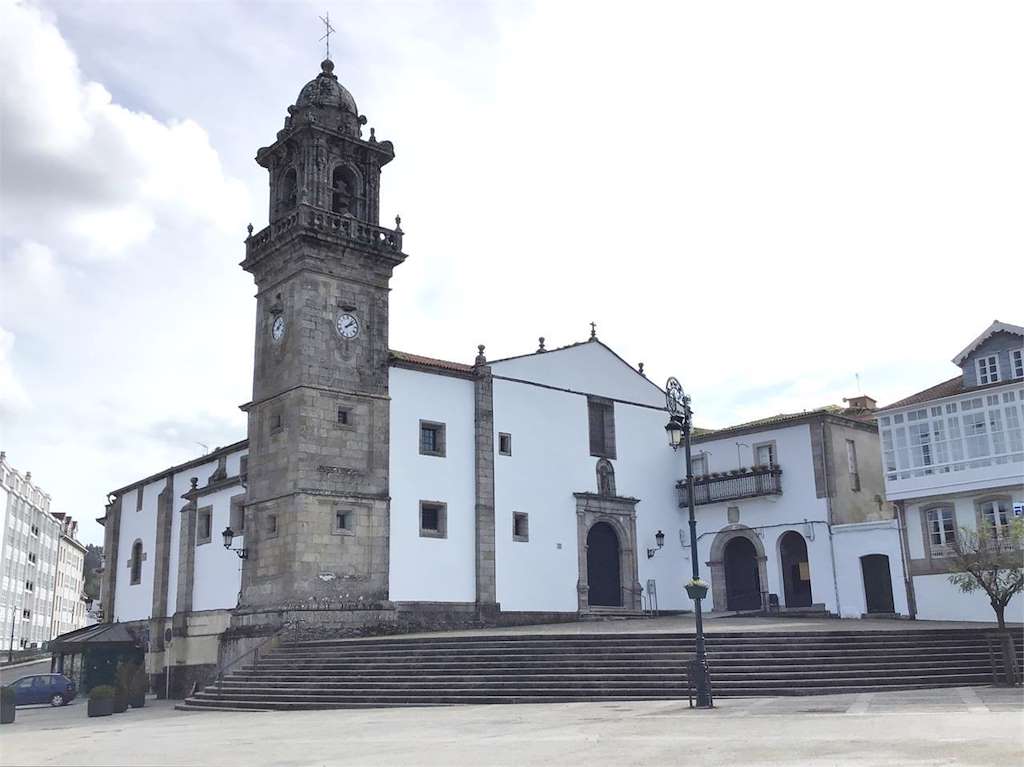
[[245, 205, 403, 260]]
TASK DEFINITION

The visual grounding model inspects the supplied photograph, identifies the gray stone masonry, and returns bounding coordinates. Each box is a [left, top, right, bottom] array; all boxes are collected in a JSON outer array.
[[474, 365, 497, 608], [99, 496, 121, 621], [150, 476, 174, 622]]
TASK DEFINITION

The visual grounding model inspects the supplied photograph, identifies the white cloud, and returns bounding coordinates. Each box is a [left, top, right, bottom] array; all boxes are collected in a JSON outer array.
[[0, 0, 247, 261], [0, 328, 31, 416]]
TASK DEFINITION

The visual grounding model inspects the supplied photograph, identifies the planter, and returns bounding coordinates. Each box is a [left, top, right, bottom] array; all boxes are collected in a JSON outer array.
[[88, 698, 114, 718], [1, 701, 14, 725], [113, 694, 129, 714], [685, 583, 709, 600], [129, 693, 146, 709]]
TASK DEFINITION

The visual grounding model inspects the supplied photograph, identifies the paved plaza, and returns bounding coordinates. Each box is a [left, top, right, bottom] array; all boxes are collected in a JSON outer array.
[[2, 686, 1022, 767]]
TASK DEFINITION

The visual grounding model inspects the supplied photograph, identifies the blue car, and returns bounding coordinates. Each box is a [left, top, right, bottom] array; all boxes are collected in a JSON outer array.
[[6, 674, 77, 707]]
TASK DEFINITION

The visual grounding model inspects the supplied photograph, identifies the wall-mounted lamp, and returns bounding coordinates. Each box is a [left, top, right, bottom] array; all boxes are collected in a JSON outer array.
[[222, 526, 248, 559], [647, 529, 666, 559]]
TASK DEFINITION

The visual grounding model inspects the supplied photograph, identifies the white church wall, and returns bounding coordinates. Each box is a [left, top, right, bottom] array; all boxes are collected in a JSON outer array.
[[166, 460, 220, 617], [491, 342, 665, 409], [113, 483, 159, 622], [831, 520, 909, 618], [191, 483, 245, 613], [493, 380, 592, 613], [388, 367, 477, 603]]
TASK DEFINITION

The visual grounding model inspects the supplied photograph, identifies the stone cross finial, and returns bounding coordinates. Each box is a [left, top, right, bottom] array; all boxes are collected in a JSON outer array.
[[319, 12, 336, 60], [537, 337, 546, 352], [475, 344, 487, 366], [590, 322, 597, 340]]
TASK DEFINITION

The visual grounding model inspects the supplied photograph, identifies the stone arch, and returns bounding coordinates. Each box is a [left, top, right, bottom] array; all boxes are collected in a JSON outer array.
[[128, 539, 145, 586], [330, 163, 362, 216], [574, 496, 642, 614], [777, 530, 812, 608], [707, 525, 768, 612], [595, 458, 616, 497], [282, 167, 298, 209]]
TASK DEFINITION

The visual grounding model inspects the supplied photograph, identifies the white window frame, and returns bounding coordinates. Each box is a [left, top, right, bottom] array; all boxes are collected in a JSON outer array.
[[976, 355, 1000, 385], [979, 499, 1013, 544], [1012, 349, 1024, 380], [691, 453, 708, 477], [925, 507, 956, 555]]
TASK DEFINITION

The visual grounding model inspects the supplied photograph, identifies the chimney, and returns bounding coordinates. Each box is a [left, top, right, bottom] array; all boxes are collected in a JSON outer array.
[[843, 395, 877, 412]]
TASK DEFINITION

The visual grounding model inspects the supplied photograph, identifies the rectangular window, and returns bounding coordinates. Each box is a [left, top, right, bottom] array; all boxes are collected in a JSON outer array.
[[691, 453, 708, 477], [981, 499, 1013, 543], [230, 495, 245, 532], [337, 407, 351, 426], [22, 610, 30, 620], [197, 508, 212, 545], [419, 501, 447, 539], [976, 355, 1000, 385], [498, 432, 512, 456], [270, 411, 283, 433], [30, 525, 38, 537], [926, 507, 956, 554], [239, 455, 248, 478], [513, 512, 529, 542], [266, 514, 278, 537], [753, 442, 776, 467], [587, 397, 616, 459], [845, 439, 860, 491], [334, 510, 352, 534], [24, 581, 33, 592], [419, 421, 447, 457], [1013, 349, 1024, 380]]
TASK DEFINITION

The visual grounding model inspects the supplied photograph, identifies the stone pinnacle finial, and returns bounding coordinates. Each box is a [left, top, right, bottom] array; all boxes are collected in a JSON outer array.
[[590, 321, 597, 341], [190, 477, 199, 491], [475, 344, 487, 366], [537, 337, 546, 352], [639, 362, 645, 377], [246, 223, 253, 238], [369, 127, 377, 143], [394, 214, 403, 233]]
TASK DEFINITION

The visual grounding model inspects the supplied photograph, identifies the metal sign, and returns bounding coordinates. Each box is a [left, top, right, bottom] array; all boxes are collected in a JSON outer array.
[[666, 377, 685, 414]]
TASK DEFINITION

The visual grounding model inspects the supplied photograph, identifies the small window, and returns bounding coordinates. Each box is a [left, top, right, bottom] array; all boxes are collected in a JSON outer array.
[[753, 442, 777, 467], [230, 495, 245, 532], [498, 432, 512, 456], [30, 525, 39, 537], [1013, 350, 1024, 380], [691, 453, 708, 477], [980, 499, 1013, 542], [27, 553, 36, 565], [846, 439, 860, 492], [337, 407, 351, 426], [419, 501, 447, 539], [334, 510, 353, 535], [266, 514, 278, 537], [587, 397, 616, 459], [197, 508, 212, 545], [270, 412, 283, 432], [513, 512, 529, 542], [22, 610, 30, 620], [976, 355, 1000, 385], [419, 421, 446, 457], [129, 540, 144, 585], [24, 581, 33, 592]]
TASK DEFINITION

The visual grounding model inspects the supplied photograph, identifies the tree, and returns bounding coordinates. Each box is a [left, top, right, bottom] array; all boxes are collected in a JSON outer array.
[[947, 517, 1024, 630]]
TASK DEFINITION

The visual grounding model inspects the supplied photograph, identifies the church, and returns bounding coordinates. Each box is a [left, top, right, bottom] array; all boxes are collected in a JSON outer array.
[[94, 58, 925, 696]]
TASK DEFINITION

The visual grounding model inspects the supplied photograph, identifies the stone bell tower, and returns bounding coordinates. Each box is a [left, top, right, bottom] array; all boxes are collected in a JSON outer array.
[[238, 59, 406, 610]]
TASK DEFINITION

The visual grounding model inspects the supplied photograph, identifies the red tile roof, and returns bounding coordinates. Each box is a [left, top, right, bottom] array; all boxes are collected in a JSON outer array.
[[389, 350, 474, 375]]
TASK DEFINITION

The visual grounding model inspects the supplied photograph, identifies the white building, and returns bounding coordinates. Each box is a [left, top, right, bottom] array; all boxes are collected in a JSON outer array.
[[51, 514, 88, 639], [876, 321, 1024, 624], [0, 453, 60, 650]]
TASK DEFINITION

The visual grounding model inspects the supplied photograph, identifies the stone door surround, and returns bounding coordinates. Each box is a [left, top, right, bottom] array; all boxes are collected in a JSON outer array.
[[574, 492, 642, 613], [707, 524, 769, 612]]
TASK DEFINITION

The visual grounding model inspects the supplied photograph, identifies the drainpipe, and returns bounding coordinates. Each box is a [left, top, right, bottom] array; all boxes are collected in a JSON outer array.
[[895, 500, 917, 618], [821, 420, 842, 616]]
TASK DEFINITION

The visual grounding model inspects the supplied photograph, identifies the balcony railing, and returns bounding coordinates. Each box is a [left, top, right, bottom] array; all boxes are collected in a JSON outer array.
[[677, 465, 783, 507], [245, 204, 404, 261]]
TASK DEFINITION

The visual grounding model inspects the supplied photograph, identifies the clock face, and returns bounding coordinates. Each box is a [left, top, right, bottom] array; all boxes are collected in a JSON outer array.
[[271, 315, 285, 341], [336, 313, 360, 339]]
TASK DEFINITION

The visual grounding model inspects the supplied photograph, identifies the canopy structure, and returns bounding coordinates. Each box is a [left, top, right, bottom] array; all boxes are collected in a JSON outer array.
[[49, 622, 142, 654]]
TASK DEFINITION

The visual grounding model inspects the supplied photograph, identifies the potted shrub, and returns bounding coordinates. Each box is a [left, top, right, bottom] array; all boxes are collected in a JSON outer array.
[[88, 685, 116, 718], [128, 666, 148, 708], [1, 686, 15, 725], [684, 577, 710, 601]]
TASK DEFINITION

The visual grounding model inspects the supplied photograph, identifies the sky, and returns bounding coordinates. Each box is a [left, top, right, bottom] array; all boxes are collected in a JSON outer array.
[[1, 0, 1021, 546]]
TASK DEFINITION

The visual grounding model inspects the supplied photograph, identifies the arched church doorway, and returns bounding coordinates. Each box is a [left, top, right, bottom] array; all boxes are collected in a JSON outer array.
[[860, 554, 895, 614], [779, 531, 812, 608], [586, 522, 622, 607], [724, 536, 762, 611]]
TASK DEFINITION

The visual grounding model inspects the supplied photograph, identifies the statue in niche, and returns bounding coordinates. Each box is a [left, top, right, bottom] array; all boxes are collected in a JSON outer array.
[[596, 458, 616, 497]]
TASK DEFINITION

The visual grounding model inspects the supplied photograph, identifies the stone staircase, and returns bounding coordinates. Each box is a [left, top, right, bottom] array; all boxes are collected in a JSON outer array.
[[180, 628, 1023, 711]]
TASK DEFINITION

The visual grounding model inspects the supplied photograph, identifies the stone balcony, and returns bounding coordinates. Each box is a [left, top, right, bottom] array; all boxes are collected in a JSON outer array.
[[677, 465, 783, 507], [244, 205, 404, 263]]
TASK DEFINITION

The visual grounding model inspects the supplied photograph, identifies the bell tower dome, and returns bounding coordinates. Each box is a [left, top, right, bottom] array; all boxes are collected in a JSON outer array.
[[239, 59, 406, 611]]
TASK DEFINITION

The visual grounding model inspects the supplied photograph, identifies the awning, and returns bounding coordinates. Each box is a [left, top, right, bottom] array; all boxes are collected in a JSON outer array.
[[49, 622, 143, 654]]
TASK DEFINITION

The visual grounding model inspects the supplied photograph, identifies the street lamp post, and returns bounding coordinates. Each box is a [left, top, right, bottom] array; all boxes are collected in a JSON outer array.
[[665, 377, 713, 708]]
